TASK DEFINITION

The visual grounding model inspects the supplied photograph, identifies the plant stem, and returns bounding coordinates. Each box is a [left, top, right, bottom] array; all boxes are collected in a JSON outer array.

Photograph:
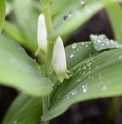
[[43, 4, 55, 76], [42, 97, 49, 124], [40, 2, 54, 124]]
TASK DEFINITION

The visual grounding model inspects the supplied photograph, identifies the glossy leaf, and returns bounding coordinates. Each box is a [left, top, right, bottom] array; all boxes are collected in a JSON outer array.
[[0, 35, 52, 96], [90, 34, 122, 51], [106, 2, 122, 43], [0, 0, 6, 33], [48, 0, 122, 39], [42, 42, 122, 121], [12, 0, 40, 52], [3, 21, 27, 45], [2, 93, 42, 124]]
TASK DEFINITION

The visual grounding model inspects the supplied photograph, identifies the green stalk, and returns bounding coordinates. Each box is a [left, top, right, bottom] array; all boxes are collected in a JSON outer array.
[[42, 97, 49, 124], [43, 5, 54, 76], [39, 1, 54, 124]]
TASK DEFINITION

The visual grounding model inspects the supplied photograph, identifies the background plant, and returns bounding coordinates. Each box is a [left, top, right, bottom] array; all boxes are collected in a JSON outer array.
[[0, 0, 122, 124]]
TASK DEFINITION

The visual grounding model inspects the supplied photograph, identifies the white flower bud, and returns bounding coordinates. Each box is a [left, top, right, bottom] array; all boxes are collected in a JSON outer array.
[[36, 14, 47, 55], [52, 37, 69, 82]]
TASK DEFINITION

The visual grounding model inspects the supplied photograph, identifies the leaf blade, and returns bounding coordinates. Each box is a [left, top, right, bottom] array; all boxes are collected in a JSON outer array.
[[42, 43, 122, 121], [48, 0, 122, 39], [106, 2, 122, 43], [2, 93, 42, 124], [0, 35, 52, 96], [12, 0, 40, 52], [3, 21, 27, 45], [0, 0, 6, 33]]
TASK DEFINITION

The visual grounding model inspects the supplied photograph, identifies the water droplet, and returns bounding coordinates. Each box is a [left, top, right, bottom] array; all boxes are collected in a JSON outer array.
[[95, 65, 99, 69], [78, 68, 81, 71], [97, 39, 101, 43], [88, 71, 91, 74], [82, 65, 86, 70], [63, 14, 72, 20], [72, 43, 77, 49], [73, 50, 76, 53], [77, 79, 81, 82], [69, 71, 73, 77], [119, 55, 122, 59], [87, 62, 92, 66], [82, 84, 88, 93], [71, 90, 77, 95], [52, 83, 55, 87], [81, 42, 84, 45], [13, 120, 17, 124], [102, 43, 104, 46], [99, 73, 102, 79], [37, 65, 41, 71], [80, 0, 86, 5], [100, 85, 107, 90], [76, 48, 79, 51], [70, 53, 74, 58], [67, 95, 70, 99], [88, 75, 91, 79], [82, 71, 85, 75]]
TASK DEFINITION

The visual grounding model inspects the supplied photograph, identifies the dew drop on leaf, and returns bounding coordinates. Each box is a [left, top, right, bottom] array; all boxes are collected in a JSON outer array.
[[13, 120, 17, 124], [82, 84, 88, 93], [71, 90, 77, 95], [100, 85, 107, 90], [63, 14, 72, 21], [78, 68, 81, 71], [119, 55, 122, 59], [77, 79, 81, 82], [67, 95, 70, 99], [82, 65, 86, 70], [80, 0, 86, 5], [70, 53, 74, 58], [72, 43, 77, 49]]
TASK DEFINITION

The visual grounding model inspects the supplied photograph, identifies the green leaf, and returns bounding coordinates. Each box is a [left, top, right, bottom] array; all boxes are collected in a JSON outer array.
[[42, 42, 122, 121], [0, 0, 6, 33], [48, 0, 122, 39], [90, 34, 122, 51], [6, 0, 12, 15], [3, 21, 27, 45], [106, 2, 122, 43], [0, 35, 52, 96], [2, 93, 42, 124], [66, 42, 98, 69], [12, 0, 40, 52]]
